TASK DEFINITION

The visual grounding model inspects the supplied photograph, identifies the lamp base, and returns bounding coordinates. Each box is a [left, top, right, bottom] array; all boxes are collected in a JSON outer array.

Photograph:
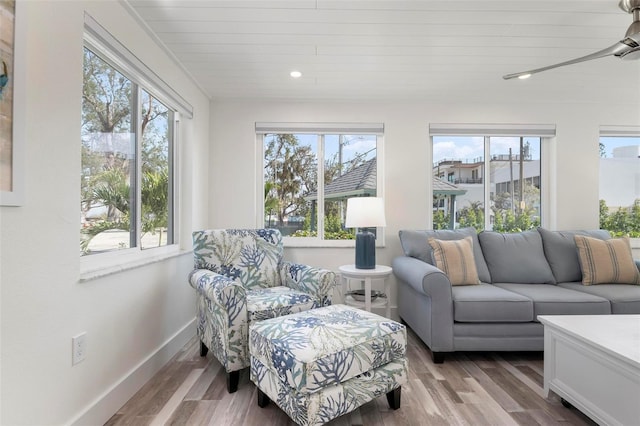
[[355, 230, 376, 269]]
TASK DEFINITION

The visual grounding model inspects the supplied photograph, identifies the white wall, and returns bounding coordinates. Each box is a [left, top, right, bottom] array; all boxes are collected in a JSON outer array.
[[209, 98, 640, 311], [0, 1, 210, 424]]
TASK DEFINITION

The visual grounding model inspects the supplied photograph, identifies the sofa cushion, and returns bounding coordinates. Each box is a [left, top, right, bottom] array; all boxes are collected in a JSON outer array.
[[428, 236, 480, 285], [399, 228, 491, 283], [538, 227, 611, 283], [452, 284, 533, 322], [493, 283, 611, 318], [478, 230, 556, 284], [574, 235, 640, 285], [558, 282, 640, 314]]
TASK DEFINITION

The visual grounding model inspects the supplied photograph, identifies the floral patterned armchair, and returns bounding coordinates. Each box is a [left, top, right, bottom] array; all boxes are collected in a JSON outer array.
[[189, 229, 336, 393]]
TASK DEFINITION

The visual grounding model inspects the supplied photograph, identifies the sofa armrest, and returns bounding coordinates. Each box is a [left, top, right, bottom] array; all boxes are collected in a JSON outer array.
[[189, 269, 247, 324], [281, 262, 337, 306], [392, 256, 455, 354], [392, 256, 453, 303]]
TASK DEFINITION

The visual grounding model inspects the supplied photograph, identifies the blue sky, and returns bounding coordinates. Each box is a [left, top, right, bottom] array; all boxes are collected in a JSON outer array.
[[282, 133, 639, 164], [292, 134, 377, 163], [600, 136, 640, 158], [432, 136, 542, 163]]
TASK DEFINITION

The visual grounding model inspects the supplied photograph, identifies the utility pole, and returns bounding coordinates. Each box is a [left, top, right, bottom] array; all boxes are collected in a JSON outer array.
[[338, 135, 343, 176], [509, 147, 514, 215], [519, 137, 525, 213]]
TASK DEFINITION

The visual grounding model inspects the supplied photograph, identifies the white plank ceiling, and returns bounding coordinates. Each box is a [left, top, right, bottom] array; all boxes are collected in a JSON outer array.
[[125, 0, 640, 103]]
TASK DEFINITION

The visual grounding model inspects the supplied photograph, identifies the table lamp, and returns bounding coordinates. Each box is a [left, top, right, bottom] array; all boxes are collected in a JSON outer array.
[[345, 197, 386, 269]]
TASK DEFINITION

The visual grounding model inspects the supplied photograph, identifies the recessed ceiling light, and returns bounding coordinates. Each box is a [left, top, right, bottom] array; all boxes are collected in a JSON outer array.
[[518, 74, 532, 80], [290, 70, 302, 78]]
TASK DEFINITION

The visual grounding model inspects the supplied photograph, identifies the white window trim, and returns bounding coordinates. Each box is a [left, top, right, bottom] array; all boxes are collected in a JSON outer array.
[[80, 16, 183, 280], [429, 124, 555, 230], [430, 123, 556, 137], [256, 124, 385, 248], [600, 125, 640, 137]]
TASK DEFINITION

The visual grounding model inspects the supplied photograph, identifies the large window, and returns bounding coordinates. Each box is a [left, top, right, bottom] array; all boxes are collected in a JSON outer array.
[[599, 131, 640, 237], [431, 124, 551, 232], [81, 47, 174, 255], [259, 124, 382, 244]]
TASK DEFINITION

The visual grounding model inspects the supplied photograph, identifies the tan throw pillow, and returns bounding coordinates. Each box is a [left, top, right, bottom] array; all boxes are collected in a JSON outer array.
[[574, 235, 640, 285], [428, 236, 480, 285]]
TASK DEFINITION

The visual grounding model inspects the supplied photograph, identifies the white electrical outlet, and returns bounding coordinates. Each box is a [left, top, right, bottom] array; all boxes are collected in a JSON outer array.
[[72, 332, 87, 365]]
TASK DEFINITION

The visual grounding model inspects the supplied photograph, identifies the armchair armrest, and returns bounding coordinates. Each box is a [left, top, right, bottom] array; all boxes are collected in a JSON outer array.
[[189, 269, 247, 325], [281, 262, 337, 306]]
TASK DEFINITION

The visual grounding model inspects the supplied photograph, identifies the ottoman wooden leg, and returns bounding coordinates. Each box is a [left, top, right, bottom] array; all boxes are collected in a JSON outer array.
[[257, 388, 270, 408], [386, 387, 401, 410], [226, 371, 239, 393]]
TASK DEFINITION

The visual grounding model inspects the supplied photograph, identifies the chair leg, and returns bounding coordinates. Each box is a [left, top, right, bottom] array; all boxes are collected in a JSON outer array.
[[257, 387, 270, 408], [227, 370, 240, 393], [386, 387, 401, 410], [199, 341, 209, 357]]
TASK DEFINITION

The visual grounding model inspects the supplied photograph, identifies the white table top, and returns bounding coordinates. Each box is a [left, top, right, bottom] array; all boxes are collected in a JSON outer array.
[[538, 315, 640, 367], [338, 264, 392, 277]]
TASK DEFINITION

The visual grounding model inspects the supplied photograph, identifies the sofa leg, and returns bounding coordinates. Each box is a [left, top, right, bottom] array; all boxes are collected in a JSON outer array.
[[257, 388, 270, 408], [226, 370, 240, 393], [199, 341, 209, 357], [431, 351, 445, 364], [386, 387, 401, 410]]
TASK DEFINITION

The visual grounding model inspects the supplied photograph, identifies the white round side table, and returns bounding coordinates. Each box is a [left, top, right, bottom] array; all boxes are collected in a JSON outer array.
[[339, 264, 392, 318]]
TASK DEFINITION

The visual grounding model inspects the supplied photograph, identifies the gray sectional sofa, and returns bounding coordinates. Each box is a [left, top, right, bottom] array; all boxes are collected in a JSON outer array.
[[392, 227, 640, 363]]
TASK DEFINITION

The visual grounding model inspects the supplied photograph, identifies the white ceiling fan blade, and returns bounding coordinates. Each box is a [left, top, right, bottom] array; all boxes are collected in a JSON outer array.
[[502, 42, 630, 80]]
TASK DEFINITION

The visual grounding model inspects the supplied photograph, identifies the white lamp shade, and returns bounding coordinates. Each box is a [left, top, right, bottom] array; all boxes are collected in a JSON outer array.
[[345, 197, 386, 228]]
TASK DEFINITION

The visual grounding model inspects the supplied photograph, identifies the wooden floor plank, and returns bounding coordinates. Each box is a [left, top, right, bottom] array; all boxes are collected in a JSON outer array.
[[491, 353, 546, 399], [458, 356, 523, 412], [166, 400, 201, 426], [462, 377, 521, 425], [403, 377, 447, 422], [184, 361, 221, 401], [105, 331, 597, 426], [150, 368, 204, 425], [517, 364, 544, 388]]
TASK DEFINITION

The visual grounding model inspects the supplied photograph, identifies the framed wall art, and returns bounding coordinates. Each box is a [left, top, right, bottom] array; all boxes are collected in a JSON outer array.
[[0, 0, 23, 206]]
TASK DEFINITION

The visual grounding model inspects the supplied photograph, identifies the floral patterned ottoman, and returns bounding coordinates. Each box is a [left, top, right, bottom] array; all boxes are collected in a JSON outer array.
[[249, 304, 408, 426]]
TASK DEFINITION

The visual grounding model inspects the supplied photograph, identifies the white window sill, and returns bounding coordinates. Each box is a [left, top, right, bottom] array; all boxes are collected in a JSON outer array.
[[282, 237, 386, 249], [79, 244, 191, 282]]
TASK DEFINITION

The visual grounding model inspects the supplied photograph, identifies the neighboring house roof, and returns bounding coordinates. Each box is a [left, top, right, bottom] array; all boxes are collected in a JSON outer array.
[[437, 163, 482, 169], [305, 159, 466, 200], [433, 177, 467, 195], [306, 158, 377, 200]]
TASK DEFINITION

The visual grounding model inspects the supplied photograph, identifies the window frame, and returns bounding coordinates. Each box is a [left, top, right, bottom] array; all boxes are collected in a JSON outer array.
[[598, 125, 640, 242], [80, 16, 187, 280], [429, 124, 555, 231], [256, 123, 385, 248]]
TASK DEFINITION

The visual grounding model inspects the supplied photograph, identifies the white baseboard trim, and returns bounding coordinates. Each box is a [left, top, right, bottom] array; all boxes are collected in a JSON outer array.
[[68, 318, 196, 426]]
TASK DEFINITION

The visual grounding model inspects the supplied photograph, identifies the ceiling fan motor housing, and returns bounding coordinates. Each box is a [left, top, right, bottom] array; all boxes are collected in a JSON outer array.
[[621, 0, 640, 59], [619, 0, 640, 14]]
